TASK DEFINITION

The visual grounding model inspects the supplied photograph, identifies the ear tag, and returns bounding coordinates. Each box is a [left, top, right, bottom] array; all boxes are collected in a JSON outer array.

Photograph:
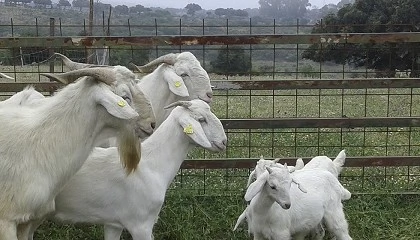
[[183, 124, 194, 134], [117, 100, 126, 107], [174, 81, 182, 88]]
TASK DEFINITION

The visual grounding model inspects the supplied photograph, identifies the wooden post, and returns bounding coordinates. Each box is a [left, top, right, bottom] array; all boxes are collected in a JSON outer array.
[[49, 18, 55, 74]]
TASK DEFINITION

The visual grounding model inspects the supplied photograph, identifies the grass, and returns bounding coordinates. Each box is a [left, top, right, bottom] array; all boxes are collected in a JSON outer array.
[[1, 63, 420, 239], [33, 194, 420, 240]]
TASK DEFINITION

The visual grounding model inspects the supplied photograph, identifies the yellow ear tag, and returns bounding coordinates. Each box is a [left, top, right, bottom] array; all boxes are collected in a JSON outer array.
[[174, 81, 182, 88], [183, 124, 194, 134], [117, 100, 126, 107]]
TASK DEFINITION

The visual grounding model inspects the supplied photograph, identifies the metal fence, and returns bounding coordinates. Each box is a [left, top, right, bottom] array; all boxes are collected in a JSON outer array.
[[1, 18, 420, 195]]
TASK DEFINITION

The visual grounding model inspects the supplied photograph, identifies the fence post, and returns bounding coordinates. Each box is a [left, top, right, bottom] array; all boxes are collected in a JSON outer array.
[[49, 18, 55, 74]]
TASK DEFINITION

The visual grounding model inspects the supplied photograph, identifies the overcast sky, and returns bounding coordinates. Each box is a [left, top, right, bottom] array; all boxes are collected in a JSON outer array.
[[102, 0, 341, 10]]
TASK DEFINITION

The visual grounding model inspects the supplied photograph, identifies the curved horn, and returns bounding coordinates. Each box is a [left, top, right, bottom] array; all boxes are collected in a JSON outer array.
[[0, 72, 14, 80], [40, 67, 117, 85], [163, 100, 192, 110], [53, 53, 103, 70], [132, 53, 178, 73]]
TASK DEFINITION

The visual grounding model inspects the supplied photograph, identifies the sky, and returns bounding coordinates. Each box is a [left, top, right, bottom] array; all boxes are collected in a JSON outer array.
[[102, 0, 341, 10]]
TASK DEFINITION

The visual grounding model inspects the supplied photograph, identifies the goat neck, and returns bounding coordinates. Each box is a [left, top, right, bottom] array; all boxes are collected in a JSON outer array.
[[139, 112, 194, 189]]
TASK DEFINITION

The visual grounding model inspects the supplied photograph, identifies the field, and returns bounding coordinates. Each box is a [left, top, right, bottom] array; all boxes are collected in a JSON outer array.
[[1, 63, 420, 239]]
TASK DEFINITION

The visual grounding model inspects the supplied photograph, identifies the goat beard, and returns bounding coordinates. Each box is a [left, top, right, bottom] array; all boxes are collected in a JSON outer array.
[[117, 125, 141, 174]]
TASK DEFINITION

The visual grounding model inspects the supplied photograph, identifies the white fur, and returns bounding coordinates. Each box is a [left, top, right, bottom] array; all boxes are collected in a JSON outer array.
[[137, 52, 213, 127], [0, 86, 45, 106], [30, 99, 227, 240], [240, 165, 352, 240], [303, 149, 346, 179], [0, 67, 145, 240]]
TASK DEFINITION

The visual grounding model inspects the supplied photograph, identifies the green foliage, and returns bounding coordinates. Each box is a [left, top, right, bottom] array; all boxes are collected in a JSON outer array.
[[58, 0, 71, 8], [210, 46, 252, 76], [214, 8, 248, 17], [302, 0, 420, 77], [33, 0, 52, 6], [114, 5, 129, 15], [185, 3, 202, 15], [258, 0, 310, 22], [299, 63, 318, 78], [109, 48, 150, 67], [72, 0, 89, 11]]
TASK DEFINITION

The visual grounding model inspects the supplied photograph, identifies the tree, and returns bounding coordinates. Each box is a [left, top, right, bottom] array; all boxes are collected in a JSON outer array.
[[72, 0, 89, 11], [211, 46, 252, 76], [58, 0, 71, 9], [302, 0, 420, 77], [258, 0, 310, 21], [129, 4, 151, 14], [114, 5, 129, 15], [185, 3, 202, 15], [33, 0, 52, 7]]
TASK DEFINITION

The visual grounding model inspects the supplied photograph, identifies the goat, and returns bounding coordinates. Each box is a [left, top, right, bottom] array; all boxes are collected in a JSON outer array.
[[246, 156, 304, 187], [241, 165, 352, 240], [29, 99, 227, 240], [132, 52, 213, 127], [0, 86, 44, 106], [0, 66, 148, 240], [303, 149, 346, 179], [0, 72, 14, 80]]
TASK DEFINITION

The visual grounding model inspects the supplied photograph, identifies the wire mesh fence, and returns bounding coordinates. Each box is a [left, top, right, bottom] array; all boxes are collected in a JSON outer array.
[[1, 18, 420, 195]]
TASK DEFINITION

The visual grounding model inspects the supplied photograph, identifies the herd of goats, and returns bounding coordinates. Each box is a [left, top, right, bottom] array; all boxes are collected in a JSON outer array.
[[0, 52, 352, 240]]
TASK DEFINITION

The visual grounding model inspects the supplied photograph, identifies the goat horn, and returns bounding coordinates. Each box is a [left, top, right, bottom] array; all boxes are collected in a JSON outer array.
[[163, 101, 192, 109], [53, 53, 104, 70], [40, 67, 117, 85], [132, 53, 178, 73], [0, 72, 14, 80], [273, 158, 281, 163]]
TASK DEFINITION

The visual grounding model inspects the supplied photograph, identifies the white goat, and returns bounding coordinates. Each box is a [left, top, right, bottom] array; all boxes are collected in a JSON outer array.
[[0, 72, 14, 80], [246, 156, 304, 187], [132, 52, 213, 127], [0, 86, 45, 106], [303, 149, 346, 179], [236, 151, 348, 238], [0, 67, 148, 240], [241, 165, 352, 240], [29, 99, 227, 240]]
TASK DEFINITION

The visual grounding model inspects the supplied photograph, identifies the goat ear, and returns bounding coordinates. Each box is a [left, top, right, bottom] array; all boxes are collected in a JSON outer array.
[[245, 171, 269, 202], [164, 70, 190, 97], [295, 158, 305, 170], [246, 170, 256, 187], [93, 87, 139, 120], [178, 114, 212, 148]]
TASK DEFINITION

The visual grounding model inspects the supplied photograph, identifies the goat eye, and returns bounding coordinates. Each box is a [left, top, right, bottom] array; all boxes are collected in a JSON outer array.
[[198, 118, 207, 123], [270, 185, 276, 190], [122, 96, 131, 103], [180, 73, 189, 78]]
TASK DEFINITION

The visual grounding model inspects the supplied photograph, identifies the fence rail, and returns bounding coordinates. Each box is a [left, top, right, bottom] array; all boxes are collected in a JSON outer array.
[[1, 32, 420, 48], [1, 28, 420, 194]]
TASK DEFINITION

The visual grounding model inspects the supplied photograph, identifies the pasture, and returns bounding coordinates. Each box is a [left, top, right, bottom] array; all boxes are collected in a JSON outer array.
[[1, 62, 419, 239]]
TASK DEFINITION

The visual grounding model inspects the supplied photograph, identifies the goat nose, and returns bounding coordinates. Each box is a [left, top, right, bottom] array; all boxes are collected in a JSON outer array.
[[222, 139, 227, 146], [284, 203, 291, 209], [206, 92, 213, 99], [151, 122, 156, 129]]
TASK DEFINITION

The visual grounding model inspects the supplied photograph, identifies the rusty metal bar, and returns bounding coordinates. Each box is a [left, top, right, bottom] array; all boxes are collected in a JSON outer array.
[[211, 78, 420, 90], [1, 32, 420, 48], [2, 78, 420, 92], [0, 83, 62, 92], [222, 117, 420, 129], [181, 156, 420, 169]]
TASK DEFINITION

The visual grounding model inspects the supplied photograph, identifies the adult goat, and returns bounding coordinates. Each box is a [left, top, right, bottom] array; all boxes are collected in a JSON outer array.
[[0, 66, 147, 240], [30, 99, 227, 240]]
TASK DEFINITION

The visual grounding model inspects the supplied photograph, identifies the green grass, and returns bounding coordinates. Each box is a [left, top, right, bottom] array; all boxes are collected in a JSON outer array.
[[34, 194, 420, 240]]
